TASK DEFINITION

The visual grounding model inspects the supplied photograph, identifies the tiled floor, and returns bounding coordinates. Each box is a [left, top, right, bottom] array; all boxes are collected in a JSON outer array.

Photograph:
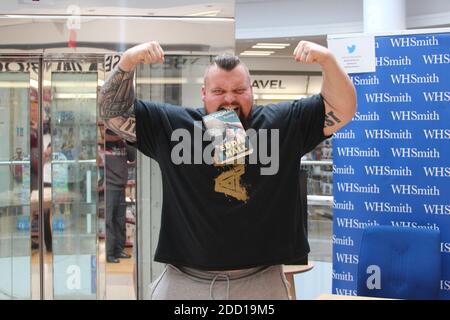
[[105, 247, 136, 300]]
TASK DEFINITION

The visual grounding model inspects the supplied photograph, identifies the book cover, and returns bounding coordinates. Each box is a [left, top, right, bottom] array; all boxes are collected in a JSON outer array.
[[202, 109, 253, 165]]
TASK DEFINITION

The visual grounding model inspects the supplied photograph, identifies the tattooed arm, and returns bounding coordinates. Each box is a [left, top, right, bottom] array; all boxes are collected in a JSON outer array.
[[99, 41, 165, 143], [99, 67, 136, 142], [293, 41, 357, 136]]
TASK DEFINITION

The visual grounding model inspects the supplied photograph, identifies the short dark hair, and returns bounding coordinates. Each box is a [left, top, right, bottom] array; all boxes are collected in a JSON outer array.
[[213, 54, 241, 71], [203, 54, 250, 86]]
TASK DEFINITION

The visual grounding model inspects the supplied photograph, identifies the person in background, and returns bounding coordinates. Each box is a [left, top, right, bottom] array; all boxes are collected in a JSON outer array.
[[104, 128, 136, 263]]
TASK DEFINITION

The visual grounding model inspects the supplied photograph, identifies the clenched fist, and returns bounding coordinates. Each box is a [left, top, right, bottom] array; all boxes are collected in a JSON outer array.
[[293, 41, 333, 66], [119, 41, 165, 72]]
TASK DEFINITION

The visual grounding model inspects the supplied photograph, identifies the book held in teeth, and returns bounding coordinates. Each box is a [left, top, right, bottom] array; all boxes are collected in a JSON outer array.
[[202, 109, 253, 165]]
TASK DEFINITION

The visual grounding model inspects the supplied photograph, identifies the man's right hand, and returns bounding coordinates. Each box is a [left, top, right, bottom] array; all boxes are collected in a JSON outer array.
[[118, 41, 165, 72]]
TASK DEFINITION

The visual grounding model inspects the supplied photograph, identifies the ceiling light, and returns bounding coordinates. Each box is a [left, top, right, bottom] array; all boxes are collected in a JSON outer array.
[[252, 45, 289, 49], [240, 51, 274, 56], [256, 43, 290, 47]]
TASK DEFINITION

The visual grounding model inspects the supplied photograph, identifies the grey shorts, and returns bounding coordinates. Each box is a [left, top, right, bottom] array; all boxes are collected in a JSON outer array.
[[149, 264, 292, 300]]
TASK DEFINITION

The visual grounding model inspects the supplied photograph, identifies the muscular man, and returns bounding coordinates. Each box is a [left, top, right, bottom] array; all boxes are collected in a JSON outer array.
[[99, 41, 356, 299]]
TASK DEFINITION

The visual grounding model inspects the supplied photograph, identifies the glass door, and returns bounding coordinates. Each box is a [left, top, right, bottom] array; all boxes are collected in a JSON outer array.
[[0, 54, 141, 300], [0, 58, 39, 299], [43, 57, 103, 299]]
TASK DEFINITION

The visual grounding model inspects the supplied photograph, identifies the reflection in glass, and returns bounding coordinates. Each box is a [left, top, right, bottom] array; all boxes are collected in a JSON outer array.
[[307, 204, 332, 262], [301, 138, 333, 264], [0, 72, 31, 299], [50, 71, 97, 299], [101, 125, 137, 299]]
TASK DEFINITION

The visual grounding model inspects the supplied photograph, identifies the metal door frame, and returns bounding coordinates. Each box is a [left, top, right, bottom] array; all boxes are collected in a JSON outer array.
[[0, 55, 41, 299], [0, 54, 106, 299], [42, 54, 105, 300]]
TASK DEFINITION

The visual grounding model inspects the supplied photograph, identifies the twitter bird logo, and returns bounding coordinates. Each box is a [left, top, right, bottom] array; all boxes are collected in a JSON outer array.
[[347, 45, 356, 54]]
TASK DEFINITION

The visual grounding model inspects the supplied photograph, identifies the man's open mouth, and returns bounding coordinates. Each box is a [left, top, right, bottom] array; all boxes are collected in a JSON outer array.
[[219, 105, 240, 113]]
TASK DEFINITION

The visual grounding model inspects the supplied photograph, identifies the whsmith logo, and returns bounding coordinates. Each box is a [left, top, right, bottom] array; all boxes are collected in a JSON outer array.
[[336, 183, 380, 194], [422, 53, 450, 64], [350, 75, 380, 86], [365, 92, 411, 103], [332, 235, 354, 247], [423, 129, 450, 139], [337, 147, 380, 157], [423, 166, 450, 177], [334, 288, 357, 296], [390, 110, 440, 121], [333, 165, 355, 175], [335, 253, 359, 264], [364, 129, 412, 140], [336, 218, 379, 229], [352, 111, 380, 121], [391, 184, 440, 196], [391, 221, 440, 230], [333, 200, 354, 211], [390, 36, 439, 47], [364, 165, 412, 176], [334, 129, 355, 139], [376, 56, 411, 67], [364, 201, 412, 213], [441, 242, 450, 253], [332, 270, 354, 282], [423, 91, 450, 102], [390, 73, 439, 84], [391, 147, 440, 158], [424, 204, 450, 215], [441, 280, 450, 291]]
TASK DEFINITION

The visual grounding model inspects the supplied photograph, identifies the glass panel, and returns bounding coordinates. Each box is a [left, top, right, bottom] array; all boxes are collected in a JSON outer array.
[[301, 138, 333, 263], [100, 125, 137, 299], [0, 71, 31, 299], [301, 140, 333, 197], [307, 204, 332, 262], [50, 70, 97, 299]]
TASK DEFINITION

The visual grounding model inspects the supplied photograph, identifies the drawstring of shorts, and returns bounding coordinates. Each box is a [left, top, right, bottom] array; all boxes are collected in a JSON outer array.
[[209, 274, 230, 300]]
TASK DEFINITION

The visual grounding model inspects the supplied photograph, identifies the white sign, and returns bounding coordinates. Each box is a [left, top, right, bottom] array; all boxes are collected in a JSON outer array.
[[251, 75, 307, 94], [327, 35, 376, 73]]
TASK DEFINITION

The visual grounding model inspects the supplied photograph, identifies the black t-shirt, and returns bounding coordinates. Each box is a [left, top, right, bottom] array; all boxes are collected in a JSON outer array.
[[134, 94, 328, 270]]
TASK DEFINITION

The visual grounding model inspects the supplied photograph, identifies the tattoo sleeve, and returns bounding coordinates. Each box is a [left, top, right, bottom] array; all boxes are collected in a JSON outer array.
[[99, 66, 136, 142]]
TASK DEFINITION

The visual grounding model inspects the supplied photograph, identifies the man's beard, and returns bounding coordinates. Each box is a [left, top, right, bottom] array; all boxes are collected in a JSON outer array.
[[239, 113, 250, 130]]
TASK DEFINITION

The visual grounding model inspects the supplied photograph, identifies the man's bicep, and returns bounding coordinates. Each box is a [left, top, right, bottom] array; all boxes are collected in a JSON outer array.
[[322, 99, 352, 136]]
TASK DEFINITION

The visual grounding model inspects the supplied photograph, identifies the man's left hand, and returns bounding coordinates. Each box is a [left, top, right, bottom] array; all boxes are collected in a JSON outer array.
[[293, 41, 331, 65]]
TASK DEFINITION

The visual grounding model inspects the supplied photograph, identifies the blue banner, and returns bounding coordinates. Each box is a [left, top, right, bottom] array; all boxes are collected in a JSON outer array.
[[332, 31, 450, 299]]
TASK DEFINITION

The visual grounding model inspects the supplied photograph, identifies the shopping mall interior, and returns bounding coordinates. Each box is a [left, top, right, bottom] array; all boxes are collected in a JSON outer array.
[[0, 0, 449, 300]]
